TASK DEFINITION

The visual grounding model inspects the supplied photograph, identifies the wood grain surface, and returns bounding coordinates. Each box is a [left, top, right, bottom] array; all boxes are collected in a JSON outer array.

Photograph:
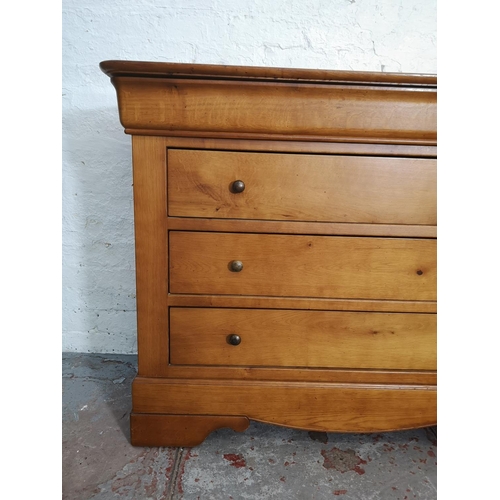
[[162, 136, 437, 158], [169, 308, 436, 370], [169, 232, 437, 301], [133, 377, 437, 432], [168, 150, 436, 225], [166, 217, 437, 238], [131, 136, 169, 377], [100, 60, 437, 86], [162, 364, 437, 386], [130, 414, 250, 447], [167, 294, 437, 313], [111, 77, 436, 143]]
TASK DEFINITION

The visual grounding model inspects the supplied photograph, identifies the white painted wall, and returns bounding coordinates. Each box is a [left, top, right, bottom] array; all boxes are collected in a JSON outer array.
[[62, 0, 436, 353]]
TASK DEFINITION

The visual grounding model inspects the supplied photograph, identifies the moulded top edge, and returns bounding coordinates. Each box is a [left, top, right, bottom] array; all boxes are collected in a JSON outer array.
[[99, 60, 437, 87]]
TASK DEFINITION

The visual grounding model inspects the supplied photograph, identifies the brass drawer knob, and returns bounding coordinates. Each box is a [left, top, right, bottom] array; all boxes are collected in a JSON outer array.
[[231, 180, 245, 193], [230, 260, 243, 272], [228, 334, 241, 346]]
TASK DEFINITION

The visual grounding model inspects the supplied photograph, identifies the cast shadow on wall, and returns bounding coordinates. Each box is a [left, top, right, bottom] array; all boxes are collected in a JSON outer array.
[[63, 105, 138, 356]]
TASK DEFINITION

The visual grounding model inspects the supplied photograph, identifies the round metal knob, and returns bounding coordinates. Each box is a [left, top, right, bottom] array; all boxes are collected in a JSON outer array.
[[228, 334, 241, 346], [231, 180, 245, 193], [230, 260, 243, 272]]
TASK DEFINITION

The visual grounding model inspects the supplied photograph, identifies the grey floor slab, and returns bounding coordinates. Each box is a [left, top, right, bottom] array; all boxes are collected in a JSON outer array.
[[62, 353, 437, 500], [63, 353, 177, 499], [172, 424, 437, 500]]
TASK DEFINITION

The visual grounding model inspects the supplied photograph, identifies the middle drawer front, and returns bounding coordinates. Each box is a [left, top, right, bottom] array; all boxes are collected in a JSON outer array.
[[169, 232, 436, 301], [170, 308, 437, 370]]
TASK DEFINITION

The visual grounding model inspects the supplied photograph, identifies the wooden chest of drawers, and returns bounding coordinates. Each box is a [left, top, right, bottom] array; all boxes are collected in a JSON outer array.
[[100, 60, 437, 447]]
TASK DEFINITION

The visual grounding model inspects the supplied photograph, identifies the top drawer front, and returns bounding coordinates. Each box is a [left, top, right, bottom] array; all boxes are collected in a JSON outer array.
[[167, 150, 436, 225]]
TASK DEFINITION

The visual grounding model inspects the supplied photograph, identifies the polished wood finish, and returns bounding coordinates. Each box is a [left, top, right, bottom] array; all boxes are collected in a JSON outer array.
[[131, 136, 169, 377], [133, 378, 437, 433], [170, 232, 436, 301], [101, 60, 436, 144], [163, 365, 437, 386], [101, 61, 437, 446], [168, 150, 436, 225], [130, 414, 249, 447], [167, 294, 437, 313], [167, 217, 437, 238], [110, 77, 436, 144], [170, 308, 436, 370], [130, 135, 438, 158], [100, 60, 437, 86]]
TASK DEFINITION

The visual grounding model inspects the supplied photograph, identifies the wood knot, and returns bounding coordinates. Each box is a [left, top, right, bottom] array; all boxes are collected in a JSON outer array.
[[416, 270, 423, 275]]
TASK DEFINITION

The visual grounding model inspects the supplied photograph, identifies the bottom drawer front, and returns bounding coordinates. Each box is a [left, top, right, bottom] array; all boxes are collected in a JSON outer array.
[[169, 308, 436, 370]]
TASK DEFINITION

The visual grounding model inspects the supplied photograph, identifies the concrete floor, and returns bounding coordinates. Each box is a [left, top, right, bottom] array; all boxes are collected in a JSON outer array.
[[62, 353, 437, 500]]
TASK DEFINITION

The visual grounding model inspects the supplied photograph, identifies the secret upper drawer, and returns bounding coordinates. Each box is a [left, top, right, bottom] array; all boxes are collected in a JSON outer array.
[[169, 308, 436, 370], [167, 149, 436, 225], [169, 232, 436, 301]]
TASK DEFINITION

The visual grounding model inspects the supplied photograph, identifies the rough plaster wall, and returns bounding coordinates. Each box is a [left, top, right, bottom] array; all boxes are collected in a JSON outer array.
[[62, 0, 436, 353]]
